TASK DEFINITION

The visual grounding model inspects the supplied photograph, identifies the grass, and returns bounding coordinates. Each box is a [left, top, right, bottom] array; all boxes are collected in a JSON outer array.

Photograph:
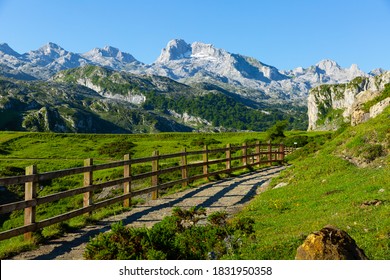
[[0, 130, 331, 258], [234, 155, 389, 259], [232, 107, 390, 260]]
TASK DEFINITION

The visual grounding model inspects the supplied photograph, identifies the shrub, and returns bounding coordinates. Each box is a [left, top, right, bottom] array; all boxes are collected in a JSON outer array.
[[284, 135, 309, 147], [190, 137, 222, 147], [84, 207, 255, 260], [265, 120, 288, 141], [361, 144, 384, 161], [97, 141, 136, 158]]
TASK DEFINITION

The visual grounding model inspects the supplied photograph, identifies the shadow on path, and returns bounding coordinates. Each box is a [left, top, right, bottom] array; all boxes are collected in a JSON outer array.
[[29, 166, 284, 260]]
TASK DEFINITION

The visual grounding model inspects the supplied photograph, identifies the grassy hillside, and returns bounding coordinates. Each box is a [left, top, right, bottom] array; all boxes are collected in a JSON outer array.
[[233, 106, 390, 259]]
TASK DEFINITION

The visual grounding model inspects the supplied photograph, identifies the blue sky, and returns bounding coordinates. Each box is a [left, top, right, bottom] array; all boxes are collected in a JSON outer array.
[[0, 0, 389, 72]]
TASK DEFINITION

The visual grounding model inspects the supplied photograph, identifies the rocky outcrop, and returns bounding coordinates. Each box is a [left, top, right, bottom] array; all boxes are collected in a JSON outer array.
[[308, 71, 390, 130], [295, 225, 368, 260], [369, 97, 390, 119], [168, 110, 212, 126]]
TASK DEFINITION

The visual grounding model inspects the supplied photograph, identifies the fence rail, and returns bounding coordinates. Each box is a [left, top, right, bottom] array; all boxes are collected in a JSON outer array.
[[0, 141, 290, 242]]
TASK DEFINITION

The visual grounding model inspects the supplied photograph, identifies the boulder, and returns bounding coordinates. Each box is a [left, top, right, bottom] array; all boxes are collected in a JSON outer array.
[[295, 225, 368, 260]]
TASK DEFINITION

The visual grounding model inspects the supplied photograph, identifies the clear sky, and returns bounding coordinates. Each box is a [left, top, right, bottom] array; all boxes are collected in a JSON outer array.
[[0, 0, 389, 72]]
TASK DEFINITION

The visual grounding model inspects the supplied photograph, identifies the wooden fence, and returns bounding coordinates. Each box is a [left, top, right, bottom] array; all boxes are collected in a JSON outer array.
[[0, 141, 287, 242]]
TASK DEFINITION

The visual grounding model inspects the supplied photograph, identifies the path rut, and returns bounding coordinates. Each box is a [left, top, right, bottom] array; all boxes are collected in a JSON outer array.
[[10, 166, 285, 260]]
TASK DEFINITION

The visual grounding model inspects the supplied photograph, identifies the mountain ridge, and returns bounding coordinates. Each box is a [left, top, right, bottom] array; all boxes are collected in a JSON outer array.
[[0, 39, 373, 103], [0, 65, 308, 133]]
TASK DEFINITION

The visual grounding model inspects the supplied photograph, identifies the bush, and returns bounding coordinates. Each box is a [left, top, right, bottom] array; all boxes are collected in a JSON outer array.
[[284, 136, 309, 147], [265, 120, 288, 141], [190, 137, 222, 147], [84, 207, 254, 260], [361, 144, 384, 161], [0, 166, 24, 177], [97, 141, 136, 158]]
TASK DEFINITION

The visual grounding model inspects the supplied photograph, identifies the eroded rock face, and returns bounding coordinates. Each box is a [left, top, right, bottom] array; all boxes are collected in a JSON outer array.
[[308, 71, 390, 131], [295, 225, 368, 260]]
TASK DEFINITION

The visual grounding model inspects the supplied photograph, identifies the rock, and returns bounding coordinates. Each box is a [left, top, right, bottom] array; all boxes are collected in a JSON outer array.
[[273, 182, 288, 189], [360, 199, 384, 208], [351, 107, 370, 126], [369, 97, 390, 119], [295, 225, 368, 260]]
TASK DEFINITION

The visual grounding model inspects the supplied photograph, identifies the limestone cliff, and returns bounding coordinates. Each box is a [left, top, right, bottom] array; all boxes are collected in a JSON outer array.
[[308, 71, 390, 130]]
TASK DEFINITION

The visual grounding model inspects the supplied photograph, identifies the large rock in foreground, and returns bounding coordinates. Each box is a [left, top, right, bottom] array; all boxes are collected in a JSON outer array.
[[295, 225, 368, 260]]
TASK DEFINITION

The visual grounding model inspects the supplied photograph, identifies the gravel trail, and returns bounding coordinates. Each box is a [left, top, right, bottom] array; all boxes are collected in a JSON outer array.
[[10, 166, 285, 260]]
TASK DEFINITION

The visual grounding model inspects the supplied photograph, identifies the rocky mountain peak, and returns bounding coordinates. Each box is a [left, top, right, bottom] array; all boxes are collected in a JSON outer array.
[[190, 41, 225, 60], [156, 39, 192, 63], [369, 68, 386, 76], [316, 59, 340, 71], [0, 43, 21, 57], [22, 42, 69, 64], [83, 46, 138, 64], [38, 42, 67, 56]]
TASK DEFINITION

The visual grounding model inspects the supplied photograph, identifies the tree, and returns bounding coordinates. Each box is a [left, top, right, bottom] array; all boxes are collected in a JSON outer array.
[[266, 120, 288, 141]]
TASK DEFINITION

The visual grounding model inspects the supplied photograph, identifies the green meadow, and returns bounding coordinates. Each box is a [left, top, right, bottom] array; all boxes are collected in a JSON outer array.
[[2, 124, 387, 259]]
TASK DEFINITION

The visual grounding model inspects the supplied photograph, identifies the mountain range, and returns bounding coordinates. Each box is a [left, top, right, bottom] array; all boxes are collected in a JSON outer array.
[[1, 39, 387, 134], [0, 65, 308, 133], [1, 39, 382, 104]]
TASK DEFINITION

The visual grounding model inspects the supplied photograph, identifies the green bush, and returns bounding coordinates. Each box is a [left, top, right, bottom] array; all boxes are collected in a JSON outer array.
[[265, 120, 288, 141], [190, 137, 222, 147], [84, 207, 254, 260], [361, 144, 384, 161], [283, 135, 308, 147], [97, 141, 136, 158]]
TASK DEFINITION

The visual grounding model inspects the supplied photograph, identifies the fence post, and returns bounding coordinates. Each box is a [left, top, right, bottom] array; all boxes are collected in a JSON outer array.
[[181, 148, 188, 187], [267, 140, 272, 166], [151, 150, 159, 200], [226, 143, 231, 174], [242, 142, 247, 166], [83, 158, 93, 215], [279, 143, 285, 162], [203, 145, 209, 181], [123, 154, 131, 208], [255, 141, 261, 167], [24, 165, 37, 241]]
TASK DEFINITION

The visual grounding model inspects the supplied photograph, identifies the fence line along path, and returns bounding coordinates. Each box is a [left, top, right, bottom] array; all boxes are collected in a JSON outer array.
[[11, 165, 286, 260], [0, 141, 289, 242]]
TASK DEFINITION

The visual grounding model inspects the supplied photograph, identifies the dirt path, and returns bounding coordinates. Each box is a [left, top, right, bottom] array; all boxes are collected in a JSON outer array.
[[10, 166, 285, 260]]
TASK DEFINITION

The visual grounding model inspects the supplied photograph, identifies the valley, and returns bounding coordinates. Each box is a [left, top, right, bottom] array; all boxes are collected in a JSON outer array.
[[0, 38, 389, 260], [0, 39, 375, 135]]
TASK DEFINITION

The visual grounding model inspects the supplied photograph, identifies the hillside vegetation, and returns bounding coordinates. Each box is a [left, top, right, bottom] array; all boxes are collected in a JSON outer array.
[[0, 65, 308, 134], [233, 106, 389, 259]]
